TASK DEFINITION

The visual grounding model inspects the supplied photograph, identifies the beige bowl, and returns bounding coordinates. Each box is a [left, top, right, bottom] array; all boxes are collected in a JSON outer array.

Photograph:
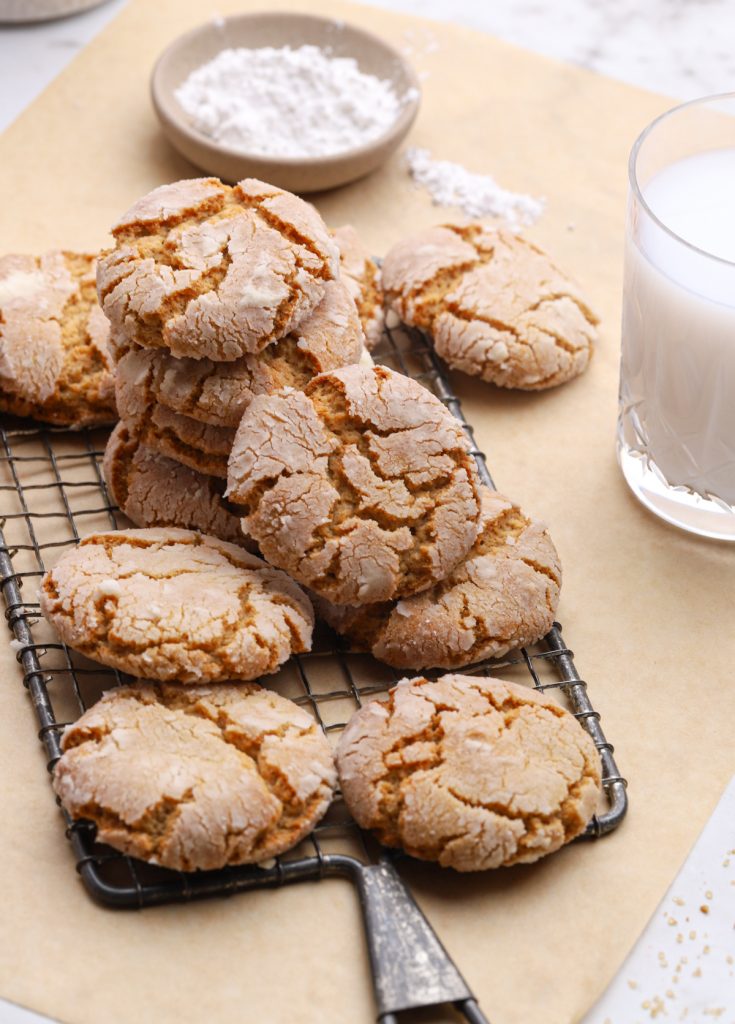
[[151, 12, 421, 194], [0, 0, 109, 21]]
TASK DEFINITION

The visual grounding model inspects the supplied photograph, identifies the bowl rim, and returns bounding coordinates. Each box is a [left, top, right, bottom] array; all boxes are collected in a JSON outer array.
[[150, 10, 422, 170]]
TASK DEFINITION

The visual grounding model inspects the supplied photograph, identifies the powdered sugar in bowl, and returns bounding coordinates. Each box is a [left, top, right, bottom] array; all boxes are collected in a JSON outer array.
[[151, 12, 421, 193]]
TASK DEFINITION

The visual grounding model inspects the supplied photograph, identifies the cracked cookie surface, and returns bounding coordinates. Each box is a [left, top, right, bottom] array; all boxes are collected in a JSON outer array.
[[103, 422, 249, 546], [382, 224, 598, 390], [333, 224, 384, 351], [227, 364, 482, 605], [40, 528, 313, 682], [97, 177, 339, 360], [337, 674, 600, 871], [53, 682, 337, 871], [317, 488, 560, 669], [113, 278, 364, 430], [0, 250, 115, 426]]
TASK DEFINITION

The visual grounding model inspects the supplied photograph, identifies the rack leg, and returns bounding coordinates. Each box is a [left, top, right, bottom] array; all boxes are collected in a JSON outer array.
[[457, 997, 492, 1023], [379, 998, 491, 1023]]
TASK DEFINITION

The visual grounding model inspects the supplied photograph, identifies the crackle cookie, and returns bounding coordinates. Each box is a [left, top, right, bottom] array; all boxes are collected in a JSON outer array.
[[317, 488, 560, 669], [227, 364, 482, 605], [114, 278, 364, 430], [382, 224, 598, 390], [333, 224, 384, 350], [0, 250, 115, 426], [117, 387, 234, 478], [40, 528, 313, 682], [337, 674, 600, 871], [103, 422, 248, 546], [97, 177, 339, 361], [54, 682, 336, 871]]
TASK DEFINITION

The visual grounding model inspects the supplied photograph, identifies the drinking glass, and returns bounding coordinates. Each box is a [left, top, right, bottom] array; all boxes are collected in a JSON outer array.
[[617, 93, 735, 540]]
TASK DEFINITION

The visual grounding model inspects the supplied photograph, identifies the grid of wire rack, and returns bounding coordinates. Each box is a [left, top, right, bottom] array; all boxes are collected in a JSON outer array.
[[0, 321, 627, 909]]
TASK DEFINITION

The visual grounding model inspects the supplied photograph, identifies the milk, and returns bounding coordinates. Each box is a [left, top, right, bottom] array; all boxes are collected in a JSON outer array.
[[619, 148, 735, 508]]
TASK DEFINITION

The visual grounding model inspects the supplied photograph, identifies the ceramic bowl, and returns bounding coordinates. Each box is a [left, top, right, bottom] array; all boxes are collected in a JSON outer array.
[[0, 0, 109, 21], [150, 11, 421, 194]]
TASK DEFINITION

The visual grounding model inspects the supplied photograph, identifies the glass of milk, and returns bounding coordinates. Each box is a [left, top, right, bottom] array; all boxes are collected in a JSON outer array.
[[617, 93, 735, 540]]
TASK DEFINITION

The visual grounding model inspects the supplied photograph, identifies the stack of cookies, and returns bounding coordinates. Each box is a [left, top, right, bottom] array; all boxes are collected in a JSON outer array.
[[5, 173, 603, 874], [97, 177, 367, 540]]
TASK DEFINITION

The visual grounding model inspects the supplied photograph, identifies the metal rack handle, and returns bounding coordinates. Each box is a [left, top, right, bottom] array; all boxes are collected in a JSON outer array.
[[355, 857, 490, 1023]]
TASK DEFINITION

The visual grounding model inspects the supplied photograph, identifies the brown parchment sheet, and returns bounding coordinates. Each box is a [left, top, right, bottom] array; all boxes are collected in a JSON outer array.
[[0, 3, 734, 1023]]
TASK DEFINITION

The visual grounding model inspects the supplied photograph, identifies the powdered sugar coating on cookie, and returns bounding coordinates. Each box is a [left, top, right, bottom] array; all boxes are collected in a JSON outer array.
[[114, 278, 364, 429], [40, 528, 313, 683], [97, 177, 339, 361], [0, 251, 115, 426], [227, 364, 482, 605], [103, 422, 247, 546], [317, 488, 561, 669], [336, 674, 600, 871], [382, 224, 598, 390], [54, 682, 336, 871], [333, 224, 384, 350]]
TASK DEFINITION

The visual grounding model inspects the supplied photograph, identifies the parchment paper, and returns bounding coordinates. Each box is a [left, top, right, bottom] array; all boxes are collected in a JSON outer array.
[[0, 2, 733, 1023]]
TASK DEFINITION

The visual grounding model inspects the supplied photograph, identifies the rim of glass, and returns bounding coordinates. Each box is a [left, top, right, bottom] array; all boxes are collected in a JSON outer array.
[[629, 90, 735, 269]]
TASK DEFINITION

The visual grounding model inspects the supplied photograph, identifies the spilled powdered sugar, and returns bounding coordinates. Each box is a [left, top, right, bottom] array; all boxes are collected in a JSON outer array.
[[175, 45, 417, 158], [406, 148, 545, 228]]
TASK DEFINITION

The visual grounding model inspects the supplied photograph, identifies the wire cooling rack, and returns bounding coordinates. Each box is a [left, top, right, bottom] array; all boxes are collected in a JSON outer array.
[[0, 320, 627, 1024]]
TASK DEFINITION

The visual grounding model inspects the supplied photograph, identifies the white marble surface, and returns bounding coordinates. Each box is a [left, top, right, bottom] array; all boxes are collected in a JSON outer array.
[[369, 0, 735, 100], [0, 0, 126, 132], [0, 3, 733, 1023], [1, 0, 735, 133], [0, 999, 58, 1023], [582, 775, 735, 1024]]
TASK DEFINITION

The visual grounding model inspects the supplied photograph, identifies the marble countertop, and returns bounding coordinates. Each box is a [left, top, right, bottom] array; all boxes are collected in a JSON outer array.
[[1, 0, 735, 133], [370, 0, 735, 100]]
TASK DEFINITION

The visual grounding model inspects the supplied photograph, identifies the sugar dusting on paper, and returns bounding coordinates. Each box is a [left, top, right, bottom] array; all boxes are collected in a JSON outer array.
[[406, 148, 545, 228]]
